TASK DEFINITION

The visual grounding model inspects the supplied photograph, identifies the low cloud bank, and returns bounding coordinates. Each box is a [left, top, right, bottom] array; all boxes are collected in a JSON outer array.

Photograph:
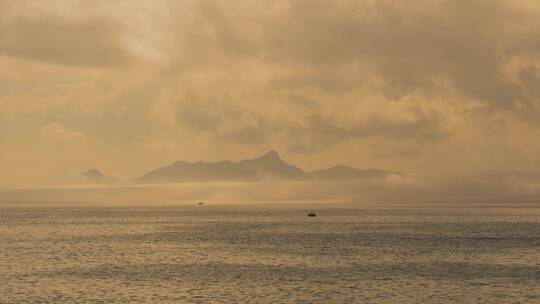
[[1, 172, 538, 207]]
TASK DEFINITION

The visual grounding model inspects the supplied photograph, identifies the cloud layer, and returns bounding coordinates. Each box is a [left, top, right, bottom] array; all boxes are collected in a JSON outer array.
[[0, 0, 539, 200]]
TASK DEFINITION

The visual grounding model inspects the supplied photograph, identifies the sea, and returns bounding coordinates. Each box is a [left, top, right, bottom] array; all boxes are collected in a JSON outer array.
[[0, 204, 538, 303]]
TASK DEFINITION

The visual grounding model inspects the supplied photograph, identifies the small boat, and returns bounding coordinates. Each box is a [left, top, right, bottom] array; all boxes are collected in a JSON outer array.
[[197, 201, 204, 205], [307, 212, 316, 217]]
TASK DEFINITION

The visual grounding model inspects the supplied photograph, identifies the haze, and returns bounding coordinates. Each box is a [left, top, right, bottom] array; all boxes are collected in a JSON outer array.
[[1, 0, 539, 205], [1, 2, 540, 302]]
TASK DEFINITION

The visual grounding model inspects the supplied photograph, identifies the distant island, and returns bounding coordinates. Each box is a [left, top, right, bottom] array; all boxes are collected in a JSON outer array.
[[131, 150, 401, 183], [82, 150, 401, 184], [81, 169, 118, 184]]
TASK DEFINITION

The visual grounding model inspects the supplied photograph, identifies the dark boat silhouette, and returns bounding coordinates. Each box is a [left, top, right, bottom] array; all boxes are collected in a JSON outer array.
[[307, 212, 316, 217]]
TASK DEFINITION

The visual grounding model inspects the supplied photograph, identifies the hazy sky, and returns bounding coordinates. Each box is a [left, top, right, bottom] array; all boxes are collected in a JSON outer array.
[[1, 0, 539, 186]]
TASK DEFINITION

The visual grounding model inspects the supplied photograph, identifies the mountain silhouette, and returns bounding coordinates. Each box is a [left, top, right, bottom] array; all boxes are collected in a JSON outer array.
[[136, 150, 400, 183], [310, 165, 401, 180], [81, 169, 117, 184], [137, 150, 308, 183]]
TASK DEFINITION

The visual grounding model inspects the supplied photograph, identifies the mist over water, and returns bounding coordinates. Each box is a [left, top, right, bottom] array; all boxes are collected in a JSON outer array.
[[1, 175, 539, 207], [1, 205, 538, 303]]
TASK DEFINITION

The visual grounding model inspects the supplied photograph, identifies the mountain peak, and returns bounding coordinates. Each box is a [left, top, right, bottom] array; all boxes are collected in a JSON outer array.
[[82, 168, 106, 178], [82, 168, 117, 184], [260, 149, 281, 161]]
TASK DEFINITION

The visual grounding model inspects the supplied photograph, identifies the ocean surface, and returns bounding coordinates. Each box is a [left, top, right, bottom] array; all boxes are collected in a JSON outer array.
[[0, 205, 538, 303]]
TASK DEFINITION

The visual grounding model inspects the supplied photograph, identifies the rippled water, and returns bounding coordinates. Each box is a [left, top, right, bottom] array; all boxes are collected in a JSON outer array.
[[1, 205, 538, 303]]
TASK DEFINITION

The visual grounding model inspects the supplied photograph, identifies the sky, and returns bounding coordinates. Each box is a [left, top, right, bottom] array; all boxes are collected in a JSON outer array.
[[1, 0, 539, 198]]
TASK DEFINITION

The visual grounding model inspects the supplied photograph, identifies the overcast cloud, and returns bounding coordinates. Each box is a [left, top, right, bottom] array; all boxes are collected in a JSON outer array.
[[1, 0, 538, 203]]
